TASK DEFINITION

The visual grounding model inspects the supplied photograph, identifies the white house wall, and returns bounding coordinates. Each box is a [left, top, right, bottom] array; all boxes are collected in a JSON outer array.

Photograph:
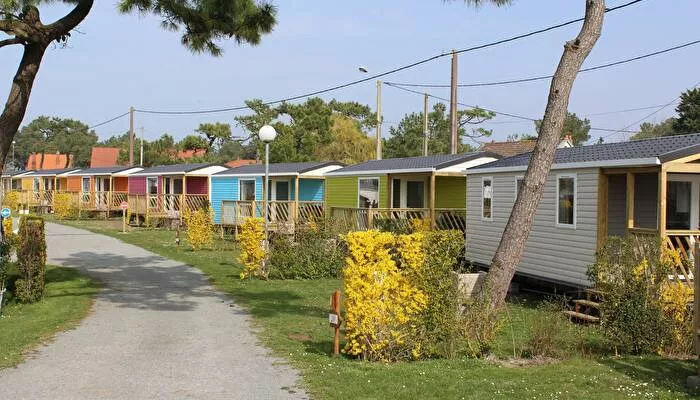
[[465, 167, 600, 287], [302, 165, 343, 176], [442, 157, 498, 173]]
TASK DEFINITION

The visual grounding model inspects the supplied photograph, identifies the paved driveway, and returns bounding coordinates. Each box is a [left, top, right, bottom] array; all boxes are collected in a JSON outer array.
[[0, 223, 306, 400]]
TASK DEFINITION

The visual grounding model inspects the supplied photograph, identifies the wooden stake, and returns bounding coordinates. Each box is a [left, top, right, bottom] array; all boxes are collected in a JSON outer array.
[[330, 290, 341, 357]]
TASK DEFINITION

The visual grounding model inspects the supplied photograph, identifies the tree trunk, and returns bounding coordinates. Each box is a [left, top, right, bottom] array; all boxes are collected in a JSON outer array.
[[0, 0, 93, 170], [486, 0, 605, 309], [0, 43, 48, 169]]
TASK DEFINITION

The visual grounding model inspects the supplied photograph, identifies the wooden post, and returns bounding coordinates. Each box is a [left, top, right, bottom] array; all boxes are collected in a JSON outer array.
[[181, 175, 187, 222], [626, 172, 635, 232], [329, 290, 341, 357], [659, 167, 668, 238], [294, 177, 300, 226], [368, 208, 374, 230], [430, 173, 436, 230], [597, 171, 609, 250], [694, 243, 700, 365]]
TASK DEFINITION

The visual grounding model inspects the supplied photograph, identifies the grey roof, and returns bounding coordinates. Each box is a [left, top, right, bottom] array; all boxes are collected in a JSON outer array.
[[472, 133, 700, 170], [214, 161, 343, 176], [67, 166, 134, 176], [327, 152, 499, 174], [24, 168, 80, 177], [1, 170, 33, 177], [131, 163, 214, 175]]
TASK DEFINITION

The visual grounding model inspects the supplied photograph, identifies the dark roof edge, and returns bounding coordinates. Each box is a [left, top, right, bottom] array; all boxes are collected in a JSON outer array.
[[659, 143, 700, 163]]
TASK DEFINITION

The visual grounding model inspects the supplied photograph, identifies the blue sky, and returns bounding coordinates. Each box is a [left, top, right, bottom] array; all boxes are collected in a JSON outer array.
[[1, 0, 698, 146]]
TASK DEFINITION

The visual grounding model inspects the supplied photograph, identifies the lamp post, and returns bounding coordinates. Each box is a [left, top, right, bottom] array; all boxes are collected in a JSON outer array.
[[259, 125, 277, 253]]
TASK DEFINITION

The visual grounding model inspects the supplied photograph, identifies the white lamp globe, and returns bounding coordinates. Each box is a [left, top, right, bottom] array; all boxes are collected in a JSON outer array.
[[259, 125, 277, 142]]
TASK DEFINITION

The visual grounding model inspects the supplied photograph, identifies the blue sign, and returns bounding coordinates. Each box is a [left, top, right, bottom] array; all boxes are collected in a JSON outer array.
[[1, 208, 10, 219]]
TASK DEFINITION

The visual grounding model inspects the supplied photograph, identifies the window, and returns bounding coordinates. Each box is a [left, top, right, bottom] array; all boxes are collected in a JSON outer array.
[[358, 178, 379, 208], [482, 177, 493, 221], [147, 177, 158, 195], [11, 179, 20, 190], [82, 177, 90, 192], [515, 176, 525, 198], [33, 177, 40, 192], [239, 179, 256, 201], [556, 175, 576, 227]]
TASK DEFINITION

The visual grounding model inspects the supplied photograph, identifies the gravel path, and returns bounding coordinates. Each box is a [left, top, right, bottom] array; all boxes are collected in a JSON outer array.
[[0, 222, 307, 400]]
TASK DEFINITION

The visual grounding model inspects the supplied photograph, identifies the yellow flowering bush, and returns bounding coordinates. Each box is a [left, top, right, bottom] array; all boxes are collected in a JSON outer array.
[[343, 230, 427, 361], [53, 193, 78, 220], [238, 217, 266, 279], [589, 235, 693, 356], [409, 218, 431, 233], [184, 208, 214, 250], [2, 191, 20, 211]]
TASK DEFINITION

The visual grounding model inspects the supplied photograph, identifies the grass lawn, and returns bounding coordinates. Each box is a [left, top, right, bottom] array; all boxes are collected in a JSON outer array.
[[0, 264, 99, 369], [52, 218, 700, 399]]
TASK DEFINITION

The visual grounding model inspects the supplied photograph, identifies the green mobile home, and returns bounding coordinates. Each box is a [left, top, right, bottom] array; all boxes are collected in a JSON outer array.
[[324, 152, 499, 230]]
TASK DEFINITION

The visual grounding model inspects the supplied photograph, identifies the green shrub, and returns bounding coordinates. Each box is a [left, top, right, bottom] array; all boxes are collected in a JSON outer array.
[[524, 300, 575, 358], [588, 235, 677, 355], [15, 216, 47, 303], [268, 226, 345, 279], [407, 230, 464, 358], [458, 290, 503, 358]]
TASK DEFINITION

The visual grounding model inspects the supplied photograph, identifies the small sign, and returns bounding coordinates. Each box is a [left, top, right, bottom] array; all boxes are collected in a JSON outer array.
[[328, 313, 339, 326], [1, 207, 10, 218], [120, 201, 128, 210]]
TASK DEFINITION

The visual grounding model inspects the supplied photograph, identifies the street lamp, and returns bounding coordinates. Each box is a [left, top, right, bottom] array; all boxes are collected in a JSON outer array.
[[259, 125, 277, 256]]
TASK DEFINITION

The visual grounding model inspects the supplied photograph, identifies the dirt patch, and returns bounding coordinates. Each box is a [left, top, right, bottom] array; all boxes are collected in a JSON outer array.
[[487, 355, 560, 368], [287, 334, 313, 342]]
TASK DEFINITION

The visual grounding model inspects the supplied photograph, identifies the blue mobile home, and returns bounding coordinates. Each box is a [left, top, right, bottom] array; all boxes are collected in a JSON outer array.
[[210, 161, 343, 226]]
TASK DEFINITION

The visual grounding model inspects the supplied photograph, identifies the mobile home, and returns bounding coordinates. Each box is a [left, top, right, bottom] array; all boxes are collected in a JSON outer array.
[[465, 133, 700, 287]]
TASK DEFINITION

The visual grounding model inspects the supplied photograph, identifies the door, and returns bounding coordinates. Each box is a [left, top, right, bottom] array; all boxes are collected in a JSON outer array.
[[239, 179, 256, 219], [666, 180, 696, 230], [95, 177, 110, 208], [147, 177, 158, 210], [268, 180, 290, 221]]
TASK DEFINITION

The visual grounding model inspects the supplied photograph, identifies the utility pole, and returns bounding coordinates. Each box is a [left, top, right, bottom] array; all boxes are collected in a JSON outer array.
[[449, 50, 458, 155], [376, 80, 382, 160], [423, 93, 429, 157], [140, 126, 144, 166], [129, 106, 135, 167]]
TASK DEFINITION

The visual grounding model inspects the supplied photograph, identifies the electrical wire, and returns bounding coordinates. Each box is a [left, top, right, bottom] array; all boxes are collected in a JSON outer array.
[[88, 111, 130, 129], [384, 82, 640, 134], [601, 81, 700, 140], [133, 0, 645, 116], [386, 39, 700, 88]]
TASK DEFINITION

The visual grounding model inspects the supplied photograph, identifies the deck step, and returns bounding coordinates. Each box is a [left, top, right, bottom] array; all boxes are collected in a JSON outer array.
[[563, 310, 600, 323], [573, 299, 601, 309]]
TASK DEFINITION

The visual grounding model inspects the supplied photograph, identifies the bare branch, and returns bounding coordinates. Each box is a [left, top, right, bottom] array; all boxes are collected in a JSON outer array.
[[0, 37, 24, 48]]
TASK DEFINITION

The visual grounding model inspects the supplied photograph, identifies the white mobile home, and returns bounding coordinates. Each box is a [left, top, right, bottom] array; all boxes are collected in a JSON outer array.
[[465, 133, 700, 287]]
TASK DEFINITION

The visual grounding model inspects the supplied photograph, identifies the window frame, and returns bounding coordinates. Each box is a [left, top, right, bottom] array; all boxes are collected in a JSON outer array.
[[146, 176, 158, 196], [514, 175, 524, 198], [555, 173, 577, 229], [81, 176, 91, 193], [481, 176, 494, 222], [357, 177, 380, 209], [238, 178, 257, 201]]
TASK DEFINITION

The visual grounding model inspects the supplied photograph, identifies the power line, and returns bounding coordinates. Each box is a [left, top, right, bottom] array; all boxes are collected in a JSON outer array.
[[384, 82, 640, 134], [132, 0, 644, 116], [386, 39, 700, 88], [88, 111, 130, 129], [601, 81, 700, 140]]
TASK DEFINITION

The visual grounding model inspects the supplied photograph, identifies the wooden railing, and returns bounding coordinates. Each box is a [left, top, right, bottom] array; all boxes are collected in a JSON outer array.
[[628, 227, 696, 286], [329, 207, 467, 232], [221, 200, 325, 229]]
